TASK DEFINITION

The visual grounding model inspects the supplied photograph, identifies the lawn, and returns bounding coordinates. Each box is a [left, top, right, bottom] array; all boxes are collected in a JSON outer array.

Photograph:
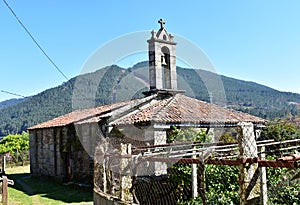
[[5, 165, 93, 205]]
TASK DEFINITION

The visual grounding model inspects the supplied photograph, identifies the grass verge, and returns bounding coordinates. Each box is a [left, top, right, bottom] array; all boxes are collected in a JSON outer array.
[[5, 165, 93, 205]]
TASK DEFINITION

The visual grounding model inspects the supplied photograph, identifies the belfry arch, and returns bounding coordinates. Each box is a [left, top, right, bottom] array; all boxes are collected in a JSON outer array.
[[147, 19, 177, 90], [161, 46, 171, 89]]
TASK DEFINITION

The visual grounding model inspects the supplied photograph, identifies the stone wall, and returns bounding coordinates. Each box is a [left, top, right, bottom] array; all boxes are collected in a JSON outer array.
[[94, 189, 130, 205], [94, 124, 170, 204], [94, 143, 134, 205], [30, 128, 57, 177], [29, 124, 96, 184]]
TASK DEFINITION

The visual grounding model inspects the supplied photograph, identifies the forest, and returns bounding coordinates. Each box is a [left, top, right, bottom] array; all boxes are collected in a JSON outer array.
[[0, 62, 300, 137]]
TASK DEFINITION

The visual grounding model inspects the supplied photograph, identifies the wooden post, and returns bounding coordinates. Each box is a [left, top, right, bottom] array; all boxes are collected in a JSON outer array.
[[2, 156, 6, 175], [1, 176, 14, 205], [259, 145, 268, 205], [198, 164, 206, 205], [191, 145, 198, 199], [2, 176, 8, 205], [206, 127, 214, 142], [102, 157, 107, 194], [16, 149, 19, 165], [237, 122, 260, 205]]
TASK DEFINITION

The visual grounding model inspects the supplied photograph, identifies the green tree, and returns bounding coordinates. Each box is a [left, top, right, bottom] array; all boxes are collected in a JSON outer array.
[[168, 127, 208, 143], [168, 127, 208, 203], [261, 122, 300, 204], [0, 132, 29, 165], [261, 120, 300, 141], [0, 132, 29, 154], [169, 127, 239, 205], [267, 163, 300, 204]]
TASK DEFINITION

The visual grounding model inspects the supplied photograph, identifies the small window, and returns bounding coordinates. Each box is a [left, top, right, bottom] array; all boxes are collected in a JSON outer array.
[[163, 35, 167, 40]]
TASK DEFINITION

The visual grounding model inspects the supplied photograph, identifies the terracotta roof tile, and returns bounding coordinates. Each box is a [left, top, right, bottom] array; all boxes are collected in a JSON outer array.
[[112, 94, 265, 125], [29, 94, 265, 130], [28, 101, 131, 130]]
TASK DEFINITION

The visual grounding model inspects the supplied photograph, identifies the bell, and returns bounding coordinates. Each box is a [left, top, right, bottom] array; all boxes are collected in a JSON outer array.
[[161, 55, 167, 66]]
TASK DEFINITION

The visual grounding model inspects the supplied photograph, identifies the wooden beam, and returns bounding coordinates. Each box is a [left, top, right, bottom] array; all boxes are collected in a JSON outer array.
[[277, 154, 300, 161], [141, 157, 299, 168], [258, 160, 297, 168]]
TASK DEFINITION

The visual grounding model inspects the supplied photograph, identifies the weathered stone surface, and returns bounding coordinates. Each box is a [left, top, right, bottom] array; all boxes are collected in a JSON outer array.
[[147, 20, 177, 90], [29, 125, 94, 184], [94, 189, 130, 205], [237, 122, 260, 205], [119, 143, 133, 203]]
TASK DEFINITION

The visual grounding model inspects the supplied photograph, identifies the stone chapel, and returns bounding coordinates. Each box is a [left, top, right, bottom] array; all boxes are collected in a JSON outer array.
[[28, 19, 265, 204]]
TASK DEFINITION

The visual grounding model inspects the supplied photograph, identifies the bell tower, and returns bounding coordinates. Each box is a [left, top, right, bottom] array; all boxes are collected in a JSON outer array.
[[147, 19, 177, 91]]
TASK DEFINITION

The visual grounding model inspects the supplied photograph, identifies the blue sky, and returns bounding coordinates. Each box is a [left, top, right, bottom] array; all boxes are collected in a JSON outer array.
[[1, 0, 300, 101]]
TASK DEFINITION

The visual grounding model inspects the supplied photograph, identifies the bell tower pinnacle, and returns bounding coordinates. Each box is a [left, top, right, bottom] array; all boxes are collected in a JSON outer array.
[[147, 19, 177, 91]]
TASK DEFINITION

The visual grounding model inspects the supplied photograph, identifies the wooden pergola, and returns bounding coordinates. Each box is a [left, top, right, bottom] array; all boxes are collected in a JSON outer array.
[[132, 138, 300, 169], [104, 129, 300, 205]]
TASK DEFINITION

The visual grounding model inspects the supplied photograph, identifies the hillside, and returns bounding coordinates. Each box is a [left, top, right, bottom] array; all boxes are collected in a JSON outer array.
[[0, 98, 27, 110], [0, 62, 299, 137]]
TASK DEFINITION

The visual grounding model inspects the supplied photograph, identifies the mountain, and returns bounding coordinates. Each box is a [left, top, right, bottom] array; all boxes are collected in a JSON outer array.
[[0, 62, 299, 137], [0, 98, 27, 110], [175, 67, 300, 119]]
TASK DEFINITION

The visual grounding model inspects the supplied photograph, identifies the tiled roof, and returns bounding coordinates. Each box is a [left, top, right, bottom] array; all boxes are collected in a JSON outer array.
[[28, 100, 132, 130], [111, 94, 266, 126], [29, 93, 265, 130]]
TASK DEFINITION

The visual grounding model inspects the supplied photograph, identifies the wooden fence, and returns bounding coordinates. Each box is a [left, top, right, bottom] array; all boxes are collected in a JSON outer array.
[[0, 176, 14, 205]]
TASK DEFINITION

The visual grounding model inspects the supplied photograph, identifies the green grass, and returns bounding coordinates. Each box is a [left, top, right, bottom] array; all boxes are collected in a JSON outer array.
[[5, 165, 93, 205]]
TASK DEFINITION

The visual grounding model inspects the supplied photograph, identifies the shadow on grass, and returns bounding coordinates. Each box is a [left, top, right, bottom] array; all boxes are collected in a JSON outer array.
[[8, 173, 93, 203]]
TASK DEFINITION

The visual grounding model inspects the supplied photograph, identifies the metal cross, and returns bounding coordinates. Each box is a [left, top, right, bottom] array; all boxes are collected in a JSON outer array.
[[158, 18, 165, 29]]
